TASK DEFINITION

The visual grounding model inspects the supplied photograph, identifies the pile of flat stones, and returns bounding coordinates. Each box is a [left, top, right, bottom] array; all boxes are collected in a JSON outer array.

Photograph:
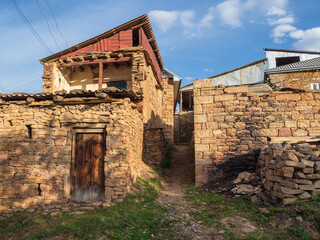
[[258, 142, 320, 204]]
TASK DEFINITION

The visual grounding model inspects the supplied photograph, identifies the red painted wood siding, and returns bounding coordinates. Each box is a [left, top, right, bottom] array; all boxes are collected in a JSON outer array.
[[61, 28, 162, 81], [140, 29, 162, 81], [62, 30, 133, 58]]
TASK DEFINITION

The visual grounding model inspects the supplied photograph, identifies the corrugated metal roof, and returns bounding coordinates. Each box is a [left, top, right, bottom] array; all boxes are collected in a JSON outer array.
[[267, 57, 320, 73], [208, 58, 267, 79], [162, 68, 182, 81], [0, 89, 143, 101], [40, 14, 164, 70], [180, 83, 193, 91], [264, 48, 320, 55]]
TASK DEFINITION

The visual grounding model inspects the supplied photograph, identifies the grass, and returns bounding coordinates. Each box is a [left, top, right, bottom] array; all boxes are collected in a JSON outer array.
[[1, 181, 319, 239], [0, 177, 175, 240], [185, 186, 320, 240], [160, 145, 177, 168]]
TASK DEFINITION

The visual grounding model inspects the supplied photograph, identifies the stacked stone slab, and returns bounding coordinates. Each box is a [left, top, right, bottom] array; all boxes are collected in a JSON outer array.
[[259, 142, 320, 204]]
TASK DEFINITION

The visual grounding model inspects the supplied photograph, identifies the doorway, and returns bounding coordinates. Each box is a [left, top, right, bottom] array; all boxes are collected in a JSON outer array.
[[71, 129, 105, 202]]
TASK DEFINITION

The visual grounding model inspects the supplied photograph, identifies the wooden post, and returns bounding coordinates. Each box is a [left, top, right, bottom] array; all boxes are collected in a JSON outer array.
[[179, 92, 182, 113], [99, 62, 103, 90]]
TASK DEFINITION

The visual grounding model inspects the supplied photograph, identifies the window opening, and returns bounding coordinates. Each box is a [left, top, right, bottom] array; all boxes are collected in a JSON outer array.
[[275, 56, 300, 67], [132, 29, 140, 46], [108, 81, 127, 90], [26, 125, 32, 138]]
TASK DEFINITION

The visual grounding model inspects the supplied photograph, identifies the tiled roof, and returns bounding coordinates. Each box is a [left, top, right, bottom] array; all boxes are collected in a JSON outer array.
[[0, 89, 143, 101], [267, 57, 320, 73]]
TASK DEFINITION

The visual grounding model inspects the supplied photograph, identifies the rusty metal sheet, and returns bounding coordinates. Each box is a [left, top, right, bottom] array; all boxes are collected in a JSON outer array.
[[212, 60, 267, 86]]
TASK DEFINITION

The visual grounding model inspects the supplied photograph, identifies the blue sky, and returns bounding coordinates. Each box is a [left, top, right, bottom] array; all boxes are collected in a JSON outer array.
[[1, 0, 320, 93]]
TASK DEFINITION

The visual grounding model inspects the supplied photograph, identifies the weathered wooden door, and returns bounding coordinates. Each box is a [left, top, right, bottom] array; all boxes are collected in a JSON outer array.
[[72, 132, 105, 201]]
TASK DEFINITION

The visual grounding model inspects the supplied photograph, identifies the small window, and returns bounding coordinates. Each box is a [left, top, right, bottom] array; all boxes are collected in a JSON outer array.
[[311, 83, 320, 90], [181, 92, 193, 111], [26, 125, 32, 138], [108, 81, 127, 90], [276, 56, 300, 67], [132, 29, 140, 47]]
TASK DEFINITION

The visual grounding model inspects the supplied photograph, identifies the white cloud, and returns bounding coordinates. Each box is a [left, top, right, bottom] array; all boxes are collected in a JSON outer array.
[[184, 77, 193, 80], [267, 7, 286, 16], [180, 11, 195, 28], [217, 0, 242, 27], [200, 7, 215, 27], [292, 27, 320, 51], [148, 10, 179, 32], [204, 68, 213, 72], [271, 24, 297, 38], [268, 17, 294, 26]]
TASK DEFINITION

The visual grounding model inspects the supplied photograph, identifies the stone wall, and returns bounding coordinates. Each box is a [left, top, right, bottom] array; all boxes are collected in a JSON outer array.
[[194, 78, 320, 185], [161, 77, 175, 143], [177, 111, 194, 144], [0, 97, 149, 218], [259, 142, 320, 204], [269, 70, 320, 91], [143, 128, 167, 165]]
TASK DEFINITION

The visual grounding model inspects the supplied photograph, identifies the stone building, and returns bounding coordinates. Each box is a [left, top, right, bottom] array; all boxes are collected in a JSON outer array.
[[175, 83, 194, 144], [0, 15, 180, 217], [192, 48, 320, 186]]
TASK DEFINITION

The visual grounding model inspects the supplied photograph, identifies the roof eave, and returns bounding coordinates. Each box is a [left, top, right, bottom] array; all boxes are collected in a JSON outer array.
[[267, 66, 320, 74], [39, 14, 164, 70]]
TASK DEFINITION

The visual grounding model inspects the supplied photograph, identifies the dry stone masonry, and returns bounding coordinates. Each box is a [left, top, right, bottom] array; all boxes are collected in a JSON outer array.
[[0, 94, 152, 219], [194, 78, 320, 186], [259, 142, 320, 204]]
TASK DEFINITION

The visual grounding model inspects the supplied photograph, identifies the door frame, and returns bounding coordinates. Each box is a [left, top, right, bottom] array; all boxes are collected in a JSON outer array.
[[71, 126, 106, 202]]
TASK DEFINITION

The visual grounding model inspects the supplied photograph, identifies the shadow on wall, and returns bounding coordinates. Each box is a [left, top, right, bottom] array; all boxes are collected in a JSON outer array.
[[142, 110, 171, 167], [204, 150, 261, 189]]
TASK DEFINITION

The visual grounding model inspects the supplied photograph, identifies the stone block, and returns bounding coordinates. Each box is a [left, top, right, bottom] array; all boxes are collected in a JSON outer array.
[[284, 161, 306, 169], [285, 121, 297, 128], [301, 160, 314, 168], [312, 190, 320, 196], [278, 128, 291, 137], [194, 115, 207, 123], [280, 187, 304, 195], [280, 180, 298, 189], [298, 192, 311, 199], [276, 94, 300, 101], [298, 185, 315, 191], [224, 85, 248, 93], [283, 197, 297, 205], [214, 94, 235, 102], [194, 78, 213, 89], [315, 161, 320, 171], [292, 129, 308, 137], [282, 151, 298, 162], [303, 167, 314, 174], [294, 172, 306, 179], [291, 179, 312, 185], [306, 174, 320, 180]]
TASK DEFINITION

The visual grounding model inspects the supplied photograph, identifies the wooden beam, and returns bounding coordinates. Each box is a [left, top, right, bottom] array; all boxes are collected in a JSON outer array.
[[99, 62, 103, 90], [57, 57, 131, 68]]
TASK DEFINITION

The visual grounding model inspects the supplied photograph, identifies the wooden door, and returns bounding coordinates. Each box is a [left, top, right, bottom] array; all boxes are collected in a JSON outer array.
[[72, 133, 105, 201]]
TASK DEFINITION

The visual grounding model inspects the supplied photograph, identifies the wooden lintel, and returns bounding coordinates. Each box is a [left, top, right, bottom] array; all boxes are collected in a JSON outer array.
[[57, 57, 131, 68]]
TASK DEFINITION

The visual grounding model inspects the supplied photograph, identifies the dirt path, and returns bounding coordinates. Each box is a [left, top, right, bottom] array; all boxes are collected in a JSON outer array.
[[157, 145, 213, 240]]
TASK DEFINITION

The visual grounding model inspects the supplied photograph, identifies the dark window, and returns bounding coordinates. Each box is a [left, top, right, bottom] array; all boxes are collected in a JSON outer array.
[[276, 56, 300, 67], [26, 125, 32, 138], [108, 81, 127, 90], [182, 92, 193, 111], [132, 29, 140, 47]]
